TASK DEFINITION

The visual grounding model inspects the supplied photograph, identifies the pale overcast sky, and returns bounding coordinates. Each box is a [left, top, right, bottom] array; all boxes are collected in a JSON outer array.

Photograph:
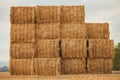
[[0, 0, 120, 66]]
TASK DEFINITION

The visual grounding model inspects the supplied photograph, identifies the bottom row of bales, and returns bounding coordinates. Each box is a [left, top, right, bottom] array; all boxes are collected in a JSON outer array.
[[10, 58, 113, 75], [10, 39, 114, 75]]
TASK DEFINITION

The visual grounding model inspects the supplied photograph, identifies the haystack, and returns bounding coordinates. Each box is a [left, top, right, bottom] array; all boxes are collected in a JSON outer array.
[[10, 7, 35, 24], [10, 59, 34, 75], [61, 23, 86, 39], [36, 23, 60, 39], [61, 6, 85, 23], [10, 43, 35, 59], [61, 58, 86, 74], [34, 58, 61, 75], [35, 39, 60, 58], [86, 23, 109, 39], [10, 24, 35, 43], [88, 39, 114, 58], [36, 6, 61, 23], [61, 39, 86, 58], [87, 58, 112, 74]]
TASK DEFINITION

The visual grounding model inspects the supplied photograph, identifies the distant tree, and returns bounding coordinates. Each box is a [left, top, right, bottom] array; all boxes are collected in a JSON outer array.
[[0, 65, 8, 72], [113, 43, 120, 70]]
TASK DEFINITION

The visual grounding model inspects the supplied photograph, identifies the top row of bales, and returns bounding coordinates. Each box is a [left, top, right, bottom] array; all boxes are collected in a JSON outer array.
[[10, 6, 85, 24]]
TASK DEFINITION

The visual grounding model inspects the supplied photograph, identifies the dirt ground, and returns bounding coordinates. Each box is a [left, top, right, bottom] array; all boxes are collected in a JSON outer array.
[[0, 72, 120, 80]]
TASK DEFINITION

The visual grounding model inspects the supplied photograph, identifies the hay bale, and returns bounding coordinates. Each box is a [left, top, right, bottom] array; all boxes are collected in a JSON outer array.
[[34, 58, 61, 75], [36, 6, 61, 23], [35, 39, 60, 58], [10, 24, 35, 43], [10, 59, 34, 75], [10, 43, 35, 59], [36, 23, 60, 39], [87, 58, 112, 74], [61, 6, 85, 23], [61, 58, 86, 74], [10, 7, 35, 24], [86, 23, 109, 39], [61, 39, 87, 58], [88, 39, 114, 58], [61, 23, 86, 39]]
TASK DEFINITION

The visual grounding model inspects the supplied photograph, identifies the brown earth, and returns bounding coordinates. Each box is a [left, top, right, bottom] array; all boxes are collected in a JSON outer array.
[[0, 72, 120, 80]]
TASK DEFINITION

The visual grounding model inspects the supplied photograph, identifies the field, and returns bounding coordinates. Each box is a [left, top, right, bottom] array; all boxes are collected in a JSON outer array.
[[0, 72, 120, 80]]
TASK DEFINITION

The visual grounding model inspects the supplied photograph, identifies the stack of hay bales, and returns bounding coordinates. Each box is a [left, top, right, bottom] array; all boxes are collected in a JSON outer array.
[[86, 23, 114, 74], [35, 6, 61, 75], [10, 7, 35, 75], [10, 5, 115, 75], [60, 6, 87, 74], [10, 6, 61, 75]]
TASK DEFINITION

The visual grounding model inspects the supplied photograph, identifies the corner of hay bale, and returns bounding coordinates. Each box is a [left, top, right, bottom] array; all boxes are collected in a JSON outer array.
[[10, 59, 34, 75]]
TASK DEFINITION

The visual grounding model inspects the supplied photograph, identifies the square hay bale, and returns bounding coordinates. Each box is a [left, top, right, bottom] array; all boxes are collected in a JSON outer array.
[[61, 39, 87, 58], [35, 39, 60, 58], [10, 24, 35, 43], [88, 39, 114, 58], [86, 23, 109, 39], [36, 23, 60, 39], [61, 23, 86, 39], [36, 6, 61, 23], [10, 7, 35, 24], [10, 43, 35, 59], [61, 58, 86, 74], [10, 59, 34, 75], [87, 58, 113, 74], [61, 6, 85, 23], [34, 58, 61, 75]]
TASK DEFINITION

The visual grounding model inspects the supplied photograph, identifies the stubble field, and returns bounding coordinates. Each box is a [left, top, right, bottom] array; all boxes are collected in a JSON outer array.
[[0, 72, 120, 80]]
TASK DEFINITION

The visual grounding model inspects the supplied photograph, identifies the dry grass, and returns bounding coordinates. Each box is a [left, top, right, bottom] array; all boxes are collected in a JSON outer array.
[[87, 58, 113, 74], [34, 58, 61, 75], [86, 23, 109, 39], [61, 39, 86, 58], [88, 39, 114, 58], [61, 6, 85, 23], [36, 23, 60, 39], [1, 72, 120, 80], [10, 59, 34, 75], [36, 6, 61, 23], [10, 43, 35, 59], [10, 24, 35, 43], [10, 7, 35, 24], [61, 23, 86, 39], [35, 39, 60, 58], [61, 58, 86, 74]]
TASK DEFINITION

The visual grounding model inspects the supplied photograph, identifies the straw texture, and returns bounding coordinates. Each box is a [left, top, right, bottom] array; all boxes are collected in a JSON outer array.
[[10, 24, 35, 43], [10, 7, 35, 24], [87, 58, 112, 74], [61, 58, 86, 74], [36, 23, 60, 39], [86, 23, 109, 39], [34, 58, 61, 75], [61, 23, 86, 39], [10, 43, 35, 59], [36, 6, 61, 23], [35, 39, 60, 58], [9, 5, 114, 75], [61, 6, 85, 23], [88, 39, 114, 58], [61, 39, 87, 58], [10, 59, 34, 75]]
